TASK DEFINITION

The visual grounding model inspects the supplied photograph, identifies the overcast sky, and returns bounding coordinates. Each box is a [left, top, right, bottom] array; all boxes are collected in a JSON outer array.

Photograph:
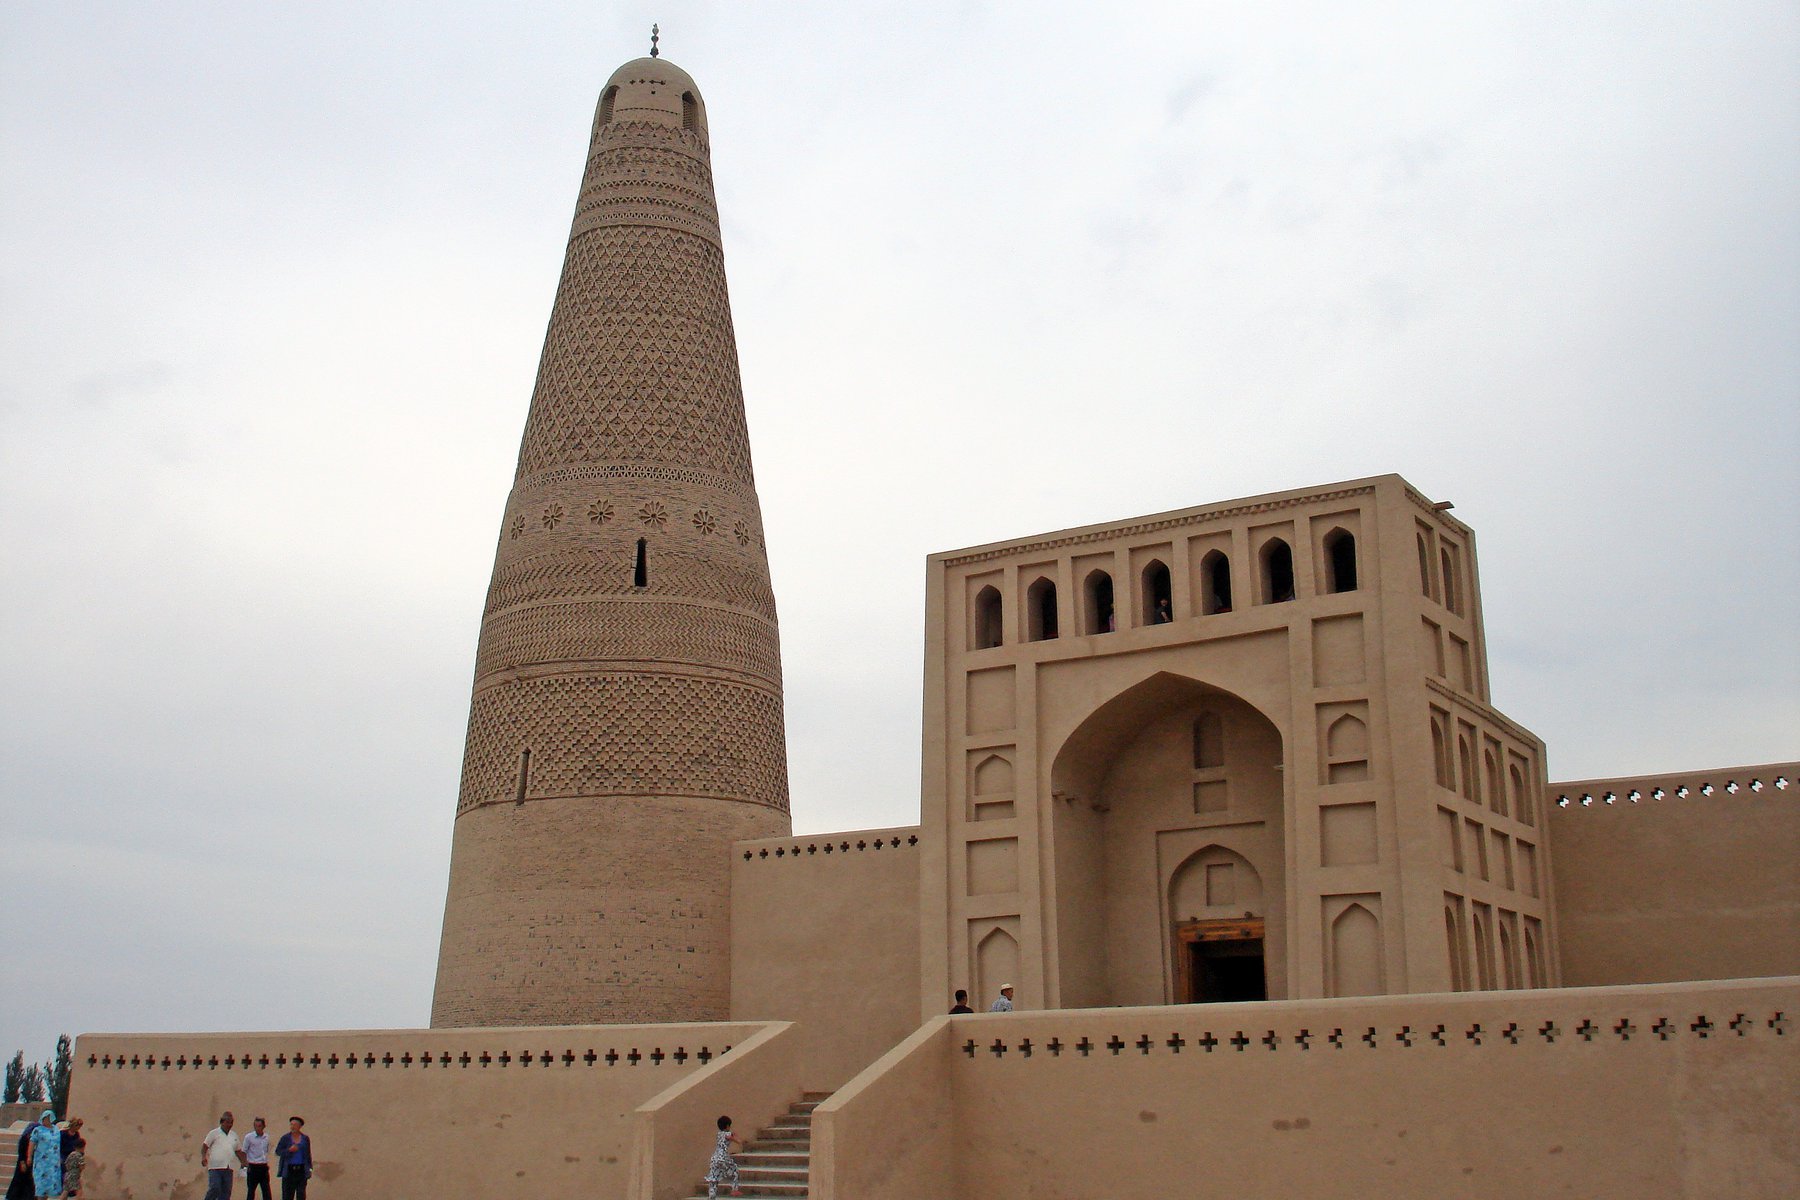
[[2, 2, 1795, 1063]]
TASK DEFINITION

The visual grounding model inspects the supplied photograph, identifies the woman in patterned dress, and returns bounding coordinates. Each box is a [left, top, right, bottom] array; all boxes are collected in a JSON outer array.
[[704, 1114, 742, 1199], [20, 1113, 60, 1200]]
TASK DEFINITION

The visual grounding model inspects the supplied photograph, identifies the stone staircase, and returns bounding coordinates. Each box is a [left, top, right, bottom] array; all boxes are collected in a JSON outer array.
[[1, 1121, 27, 1183], [687, 1092, 830, 1198]]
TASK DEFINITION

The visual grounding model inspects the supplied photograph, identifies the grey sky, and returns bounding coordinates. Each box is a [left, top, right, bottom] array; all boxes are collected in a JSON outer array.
[[2, 2, 1795, 1063]]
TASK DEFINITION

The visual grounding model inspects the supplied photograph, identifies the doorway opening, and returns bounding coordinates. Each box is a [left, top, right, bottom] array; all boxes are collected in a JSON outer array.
[[1175, 918, 1267, 1003]]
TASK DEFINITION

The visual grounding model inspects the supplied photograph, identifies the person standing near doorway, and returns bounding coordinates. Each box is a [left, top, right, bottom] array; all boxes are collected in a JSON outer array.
[[989, 984, 1015, 1012], [949, 990, 973, 1014]]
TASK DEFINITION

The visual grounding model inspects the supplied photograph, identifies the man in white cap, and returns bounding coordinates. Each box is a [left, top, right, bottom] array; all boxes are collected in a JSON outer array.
[[989, 984, 1015, 1012]]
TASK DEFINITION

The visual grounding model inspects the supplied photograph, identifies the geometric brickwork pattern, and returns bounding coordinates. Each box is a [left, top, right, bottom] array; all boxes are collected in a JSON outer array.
[[472, 601, 783, 687], [434, 57, 791, 1027], [517, 233, 751, 479], [483, 542, 778, 624], [456, 672, 790, 815]]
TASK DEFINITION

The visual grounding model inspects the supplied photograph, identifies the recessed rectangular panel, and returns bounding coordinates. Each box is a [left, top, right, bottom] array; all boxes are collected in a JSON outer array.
[[966, 666, 1016, 735], [1312, 614, 1366, 685], [1321, 802, 1379, 866], [967, 837, 1020, 896]]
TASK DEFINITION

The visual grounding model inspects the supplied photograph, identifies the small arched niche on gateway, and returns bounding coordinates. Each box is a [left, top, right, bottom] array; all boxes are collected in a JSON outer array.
[[1048, 672, 1287, 1009]]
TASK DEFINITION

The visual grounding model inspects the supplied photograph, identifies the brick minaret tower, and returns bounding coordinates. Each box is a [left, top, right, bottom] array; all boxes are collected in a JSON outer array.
[[432, 52, 790, 1027]]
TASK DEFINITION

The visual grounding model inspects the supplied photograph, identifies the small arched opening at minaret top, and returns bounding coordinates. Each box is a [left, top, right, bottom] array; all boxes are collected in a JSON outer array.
[[634, 538, 648, 588], [599, 85, 620, 126], [681, 91, 698, 131]]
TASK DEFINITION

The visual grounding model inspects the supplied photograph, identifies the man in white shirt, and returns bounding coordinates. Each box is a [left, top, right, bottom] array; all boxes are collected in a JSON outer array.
[[989, 983, 1015, 1012], [200, 1112, 245, 1200], [241, 1116, 272, 1200]]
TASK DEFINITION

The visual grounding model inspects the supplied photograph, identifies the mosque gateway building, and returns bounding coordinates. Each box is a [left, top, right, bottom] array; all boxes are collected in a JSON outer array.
[[63, 49, 1798, 1200]]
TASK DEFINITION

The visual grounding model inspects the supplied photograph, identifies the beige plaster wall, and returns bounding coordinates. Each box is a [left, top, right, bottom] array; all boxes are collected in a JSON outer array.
[[813, 977, 1800, 1200], [811, 1021, 954, 1200], [68, 1022, 767, 1200], [1549, 764, 1800, 987], [729, 827, 922, 1090]]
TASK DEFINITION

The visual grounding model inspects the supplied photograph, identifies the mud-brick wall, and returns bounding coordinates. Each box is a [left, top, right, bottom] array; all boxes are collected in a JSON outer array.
[[815, 977, 1800, 1200], [68, 1022, 764, 1199], [1547, 763, 1799, 986], [730, 827, 922, 1090]]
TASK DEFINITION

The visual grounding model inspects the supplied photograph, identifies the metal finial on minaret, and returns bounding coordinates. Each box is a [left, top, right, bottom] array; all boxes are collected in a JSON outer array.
[[650, 24, 660, 57]]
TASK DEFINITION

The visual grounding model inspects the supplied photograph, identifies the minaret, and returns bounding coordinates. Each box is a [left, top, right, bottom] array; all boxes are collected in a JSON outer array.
[[431, 50, 791, 1027]]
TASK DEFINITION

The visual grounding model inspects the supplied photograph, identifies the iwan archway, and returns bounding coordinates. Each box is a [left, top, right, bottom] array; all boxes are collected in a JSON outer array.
[[1048, 672, 1288, 1009]]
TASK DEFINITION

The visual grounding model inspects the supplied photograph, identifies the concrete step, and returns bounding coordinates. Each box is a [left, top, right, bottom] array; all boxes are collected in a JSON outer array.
[[687, 1184, 809, 1199], [761, 1117, 813, 1133], [738, 1150, 808, 1168], [739, 1164, 809, 1181]]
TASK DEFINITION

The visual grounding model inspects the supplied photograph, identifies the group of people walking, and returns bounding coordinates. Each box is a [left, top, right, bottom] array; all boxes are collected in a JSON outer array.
[[199, 1112, 313, 1200], [7, 1113, 83, 1200]]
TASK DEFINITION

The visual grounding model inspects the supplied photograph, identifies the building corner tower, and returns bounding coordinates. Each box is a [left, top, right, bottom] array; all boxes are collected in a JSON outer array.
[[432, 54, 791, 1027]]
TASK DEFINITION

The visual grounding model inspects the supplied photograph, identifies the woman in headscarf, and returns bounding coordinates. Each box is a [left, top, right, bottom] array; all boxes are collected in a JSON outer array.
[[20, 1112, 61, 1200]]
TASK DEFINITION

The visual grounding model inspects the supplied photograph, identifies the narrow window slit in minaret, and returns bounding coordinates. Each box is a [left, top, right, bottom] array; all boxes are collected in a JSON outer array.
[[634, 539, 648, 588], [515, 749, 530, 805], [681, 92, 698, 131]]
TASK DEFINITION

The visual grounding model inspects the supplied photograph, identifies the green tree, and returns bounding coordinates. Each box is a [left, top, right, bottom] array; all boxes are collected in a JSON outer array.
[[2, 1051, 21, 1103], [19, 1061, 44, 1104], [46, 1035, 73, 1117]]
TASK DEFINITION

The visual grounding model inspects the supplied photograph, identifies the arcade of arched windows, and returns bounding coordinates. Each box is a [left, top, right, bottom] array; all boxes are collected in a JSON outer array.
[[1430, 702, 1543, 971], [1414, 518, 1468, 619], [962, 519, 1369, 651], [1442, 892, 1545, 993]]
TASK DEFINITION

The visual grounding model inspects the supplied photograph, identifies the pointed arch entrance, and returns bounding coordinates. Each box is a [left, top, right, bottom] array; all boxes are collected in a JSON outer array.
[[1048, 672, 1287, 1008]]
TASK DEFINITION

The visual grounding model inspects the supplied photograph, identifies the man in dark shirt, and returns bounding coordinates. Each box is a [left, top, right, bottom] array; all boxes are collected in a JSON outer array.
[[949, 989, 974, 1014]]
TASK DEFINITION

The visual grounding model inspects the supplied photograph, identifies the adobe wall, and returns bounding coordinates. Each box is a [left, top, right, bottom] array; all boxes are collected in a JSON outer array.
[[814, 976, 1800, 1199], [1549, 763, 1800, 987], [729, 827, 922, 1090], [68, 1022, 768, 1200]]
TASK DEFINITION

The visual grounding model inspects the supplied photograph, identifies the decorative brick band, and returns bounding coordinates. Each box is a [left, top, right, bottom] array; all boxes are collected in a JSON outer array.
[[940, 486, 1376, 567], [953, 1008, 1787, 1061], [741, 834, 919, 861], [83, 1042, 735, 1072], [1554, 774, 1791, 809]]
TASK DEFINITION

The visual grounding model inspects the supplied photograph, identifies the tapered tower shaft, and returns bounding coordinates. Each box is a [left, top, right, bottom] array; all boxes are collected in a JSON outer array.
[[432, 56, 790, 1027]]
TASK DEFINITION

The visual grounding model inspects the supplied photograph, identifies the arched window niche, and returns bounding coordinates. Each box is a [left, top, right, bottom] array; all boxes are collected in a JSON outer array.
[[1083, 570, 1115, 634], [1141, 559, 1173, 625], [972, 585, 1003, 650], [1510, 765, 1534, 826], [1026, 577, 1059, 642], [1323, 528, 1358, 593], [1200, 550, 1233, 614], [1440, 544, 1462, 614], [598, 85, 619, 126], [1259, 538, 1295, 604], [1430, 715, 1452, 789], [681, 91, 699, 131]]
